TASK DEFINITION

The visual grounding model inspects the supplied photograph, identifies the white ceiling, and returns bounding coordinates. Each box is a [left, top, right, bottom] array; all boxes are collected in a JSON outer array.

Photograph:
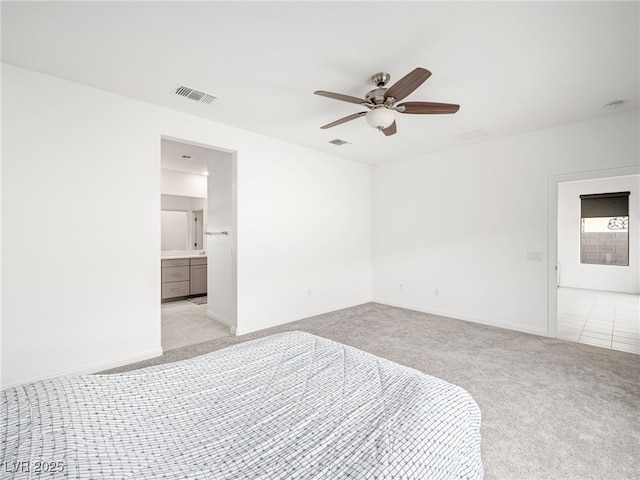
[[2, 1, 638, 166]]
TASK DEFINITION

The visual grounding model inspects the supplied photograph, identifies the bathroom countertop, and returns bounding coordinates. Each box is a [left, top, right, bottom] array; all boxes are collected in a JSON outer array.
[[161, 250, 207, 260]]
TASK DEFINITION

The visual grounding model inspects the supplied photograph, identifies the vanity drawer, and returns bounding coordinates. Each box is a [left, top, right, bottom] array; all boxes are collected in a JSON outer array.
[[162, 281, 190, 299], [162, 258, 189, 267], [162, 266, 189, 282], [190, 257, 207, 266]]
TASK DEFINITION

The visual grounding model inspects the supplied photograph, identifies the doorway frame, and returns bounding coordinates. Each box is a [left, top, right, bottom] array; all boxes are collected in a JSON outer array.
[[547, 165, 640, 338], [160, 134, 238, 333], [192, 209, 204, 250]]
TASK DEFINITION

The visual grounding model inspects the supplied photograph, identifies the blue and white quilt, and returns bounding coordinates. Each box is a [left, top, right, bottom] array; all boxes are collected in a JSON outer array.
[[1, 331, 483, 479]]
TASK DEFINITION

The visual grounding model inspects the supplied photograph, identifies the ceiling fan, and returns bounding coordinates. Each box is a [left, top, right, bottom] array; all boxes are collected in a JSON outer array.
[[314, 67, 459, 136]]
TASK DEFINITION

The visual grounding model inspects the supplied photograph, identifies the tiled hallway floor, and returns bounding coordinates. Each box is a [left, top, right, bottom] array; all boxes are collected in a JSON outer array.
[[161, 298, 231, 351], [557, 287, 640, 354]]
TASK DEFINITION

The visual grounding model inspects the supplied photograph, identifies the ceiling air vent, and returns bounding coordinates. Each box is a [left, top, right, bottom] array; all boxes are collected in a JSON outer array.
[[173, 85, 217, 104], [329, 138, 349, 146]]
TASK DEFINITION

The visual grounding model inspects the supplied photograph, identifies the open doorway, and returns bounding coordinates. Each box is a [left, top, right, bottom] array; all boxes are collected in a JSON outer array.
[[549, 168, 639, 354], [160, 137, 237, 351], [193, 209, 204, 250]]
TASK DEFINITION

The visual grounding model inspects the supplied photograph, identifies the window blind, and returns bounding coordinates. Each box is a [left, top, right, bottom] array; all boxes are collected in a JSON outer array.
[[580, 191, 630, 218]]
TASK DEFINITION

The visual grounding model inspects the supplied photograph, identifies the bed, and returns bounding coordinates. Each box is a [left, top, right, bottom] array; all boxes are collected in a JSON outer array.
[[1, 331, 483, 479]]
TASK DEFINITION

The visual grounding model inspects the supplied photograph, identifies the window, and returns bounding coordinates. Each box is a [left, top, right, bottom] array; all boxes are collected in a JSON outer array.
[[580, 192, 629, 266]]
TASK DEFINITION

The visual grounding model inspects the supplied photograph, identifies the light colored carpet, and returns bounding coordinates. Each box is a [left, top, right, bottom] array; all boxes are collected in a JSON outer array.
[[101, 302, 640, 480]]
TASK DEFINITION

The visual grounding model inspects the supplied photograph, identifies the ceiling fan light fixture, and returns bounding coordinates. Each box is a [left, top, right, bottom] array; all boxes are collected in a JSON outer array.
[[366, 107, 395, 130], [314, 67, 458, 136]]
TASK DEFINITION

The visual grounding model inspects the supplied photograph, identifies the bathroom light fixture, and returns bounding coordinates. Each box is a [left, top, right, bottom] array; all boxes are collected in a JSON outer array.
[[181, 155, 193, 160], [366, 107, 395, 130]]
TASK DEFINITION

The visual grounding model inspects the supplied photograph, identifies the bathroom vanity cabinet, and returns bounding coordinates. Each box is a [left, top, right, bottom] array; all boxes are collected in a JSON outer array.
[[189, 257, 207, 295], [161, 257, 207, 300]]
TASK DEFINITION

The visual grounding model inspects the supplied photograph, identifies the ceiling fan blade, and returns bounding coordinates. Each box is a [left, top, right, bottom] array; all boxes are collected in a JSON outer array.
[[397, 101, 460, 114], [314, 90, 367, 105], [320, 111, 367, 129], [385, 68, 432, 102], [382, 121, 397, 136]]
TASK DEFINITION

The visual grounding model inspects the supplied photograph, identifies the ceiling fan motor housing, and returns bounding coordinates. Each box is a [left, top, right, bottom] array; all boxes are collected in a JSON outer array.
[[365, 88, 387, 105]]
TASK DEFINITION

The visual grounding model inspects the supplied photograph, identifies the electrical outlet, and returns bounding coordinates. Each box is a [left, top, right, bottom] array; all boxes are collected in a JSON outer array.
[[399, 283, 404, 291], [307, 290, 312, 296], [434, 288, 439, 296]]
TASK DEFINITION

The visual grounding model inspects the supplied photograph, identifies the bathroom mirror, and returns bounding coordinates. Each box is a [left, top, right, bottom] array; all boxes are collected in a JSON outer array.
[[161, 195, 206, 251], [161, 211, 188, 250]]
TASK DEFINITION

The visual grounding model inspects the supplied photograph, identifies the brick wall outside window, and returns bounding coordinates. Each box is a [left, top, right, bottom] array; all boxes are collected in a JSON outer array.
[[581, 231, 628, 265]]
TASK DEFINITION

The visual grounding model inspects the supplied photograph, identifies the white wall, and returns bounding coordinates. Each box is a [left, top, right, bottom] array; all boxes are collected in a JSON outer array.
[[206, 152, 237, 330], [1, 64, 371, 386], [372, 110, 639, 336], [558, 175, 639, 293], [2, 66, 163, 386], [160, 169, 207, 198], [161, 194, 206, 212], [235, 140, 372, 335]]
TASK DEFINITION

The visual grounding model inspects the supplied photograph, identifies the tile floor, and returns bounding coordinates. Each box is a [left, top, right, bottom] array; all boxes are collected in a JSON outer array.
[[161, 297, 231, 351], [557, 287, 640, 354]]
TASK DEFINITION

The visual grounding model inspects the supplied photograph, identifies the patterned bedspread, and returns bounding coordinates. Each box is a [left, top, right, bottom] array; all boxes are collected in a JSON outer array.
[[1, 331, 483, 479]]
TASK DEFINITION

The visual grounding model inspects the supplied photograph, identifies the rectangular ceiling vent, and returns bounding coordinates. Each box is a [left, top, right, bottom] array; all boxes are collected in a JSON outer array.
[[329, 138, 349, 146], [173, 85, 217, 104]]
